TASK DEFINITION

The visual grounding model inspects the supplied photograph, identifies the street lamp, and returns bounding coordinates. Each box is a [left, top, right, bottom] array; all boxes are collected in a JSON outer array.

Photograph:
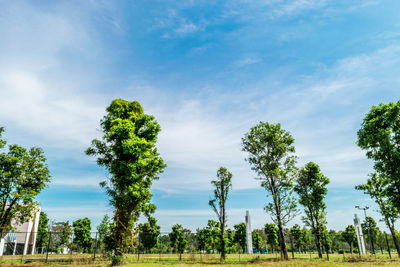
[[355, 205, 375, 254]]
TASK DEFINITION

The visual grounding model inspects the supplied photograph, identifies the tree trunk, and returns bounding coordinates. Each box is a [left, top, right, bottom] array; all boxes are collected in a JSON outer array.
[[314, 232, 323, 258], [220, 224, 225, 261], [276, 220, 289, 260], [388, 223, 400, 257]]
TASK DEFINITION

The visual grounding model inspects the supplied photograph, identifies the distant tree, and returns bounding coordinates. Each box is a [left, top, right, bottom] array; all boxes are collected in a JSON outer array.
[[341, 225, 357, 254], [290, 224, 302, 253], [299, 228, 311, 253], [209, 167, 233, 261], [252, 231, 263, 252], [196, 227, 211, 253], [0, 127, 5, 149], [356, 173, 400, 256], [264, 223, 279, 253], [294, 162, 329, 258], [97, 215, 111, 251], [36, 211, 49, 250], [73, 218, 92, 253], [206, 220, 220, 253], [138, 216, 160, 252], [361, 216, 378, 254], [225, 229, 235, 253], [52, 221, 72, 252], [0, 128, 51, 236], [169, 224, 187, 260], [242, 122, 298, 260], [86, 99, 166, 265], [234, 223, 246, 253]]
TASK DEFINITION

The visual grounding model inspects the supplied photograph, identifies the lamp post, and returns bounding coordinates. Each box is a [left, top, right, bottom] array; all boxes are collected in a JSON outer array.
[[355, 205, 374, 254]]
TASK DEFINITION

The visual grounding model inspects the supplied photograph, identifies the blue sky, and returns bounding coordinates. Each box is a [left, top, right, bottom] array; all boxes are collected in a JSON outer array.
[[1, 0, 400, 232]]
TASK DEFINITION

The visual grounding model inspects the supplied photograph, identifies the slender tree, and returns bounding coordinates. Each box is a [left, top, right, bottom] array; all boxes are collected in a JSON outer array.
[[341, 225, 357, 254], [209, 167, 232, 261], [52, 221, 72, 252], [361, 216, 378, 254], [169, 224, 188, 260], [36, 211, 49, 251], [0, 128, 51, 236], [86, 99, 166, 265], [356, 173, 400, 256], [242, 122, 298, 260], [264, 223, 278, 253], [97, 215, 111, 251], [294, 162, 329, 258], [233, 223, 247, 253]]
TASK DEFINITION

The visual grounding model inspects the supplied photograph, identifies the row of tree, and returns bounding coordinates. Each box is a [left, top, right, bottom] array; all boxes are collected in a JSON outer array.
[[36, 212, 93, 253], [2, 99, 400, 265]]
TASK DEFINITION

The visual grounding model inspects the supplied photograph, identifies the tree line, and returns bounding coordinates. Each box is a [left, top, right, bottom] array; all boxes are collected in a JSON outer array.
[[2, 99, 400, 264]]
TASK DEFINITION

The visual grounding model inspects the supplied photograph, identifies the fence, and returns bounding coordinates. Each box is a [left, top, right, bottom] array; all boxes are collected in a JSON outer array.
[[0, 230, 399, 264]]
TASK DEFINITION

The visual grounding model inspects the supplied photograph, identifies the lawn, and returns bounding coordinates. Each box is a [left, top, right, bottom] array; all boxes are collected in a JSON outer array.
[[1, 253, 399, 266]]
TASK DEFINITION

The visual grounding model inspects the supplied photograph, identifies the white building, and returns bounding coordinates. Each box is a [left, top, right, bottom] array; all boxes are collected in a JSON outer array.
[[0, 206, 41, 256]]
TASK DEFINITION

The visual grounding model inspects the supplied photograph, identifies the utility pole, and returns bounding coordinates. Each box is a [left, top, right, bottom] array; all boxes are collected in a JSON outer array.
[[355, 205, 374, 254]]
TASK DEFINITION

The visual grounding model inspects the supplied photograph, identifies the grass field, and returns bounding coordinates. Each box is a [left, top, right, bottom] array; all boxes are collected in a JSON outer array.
[[1, 253, 399, 266]]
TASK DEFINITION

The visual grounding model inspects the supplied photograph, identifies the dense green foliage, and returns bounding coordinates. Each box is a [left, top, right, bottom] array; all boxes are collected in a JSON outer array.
[[294, 162, 329, 258], [138, 216, 160, 252], [341, 225, 357, 254], [242, 122, 297, 260], [264, 223, 279, 253], [357, 101, 400, 256], [252, 230, 263, 251], [233, 223, 246, 253], [36, 211, 49, 249], [86, 99, 166, 264], [0, 128, 51, 236], [209, 167, 233, 261], [169, 224, 188, 259], [73, 218, 92, 253], [51, 221, 72, 252]]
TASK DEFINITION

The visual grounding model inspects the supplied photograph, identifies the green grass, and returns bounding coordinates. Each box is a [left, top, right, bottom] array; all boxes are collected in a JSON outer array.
[[1, 253, 399, 266]]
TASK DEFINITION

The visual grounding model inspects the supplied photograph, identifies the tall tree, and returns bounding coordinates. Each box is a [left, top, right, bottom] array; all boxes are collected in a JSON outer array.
[[341, 225, 357, 254], [73, 218, 92, 253], [0, 128, 51, 236], [356, 173, 400, 256], [264, 223, 278, 253], [86, 99, 166, 264], [294, 162, 329, 258], [209, 167, 232, 261], [357, 101, 400, 209], [36, 211, 49, 250], [233, 223, 246, 253], [138, 216, 160, 253], [242, 122, 298, 260], [169, 224, 188, 260]]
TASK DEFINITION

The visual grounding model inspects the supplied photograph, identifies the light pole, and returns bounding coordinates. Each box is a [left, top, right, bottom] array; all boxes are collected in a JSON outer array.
[[355, 205, 374, 254]]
